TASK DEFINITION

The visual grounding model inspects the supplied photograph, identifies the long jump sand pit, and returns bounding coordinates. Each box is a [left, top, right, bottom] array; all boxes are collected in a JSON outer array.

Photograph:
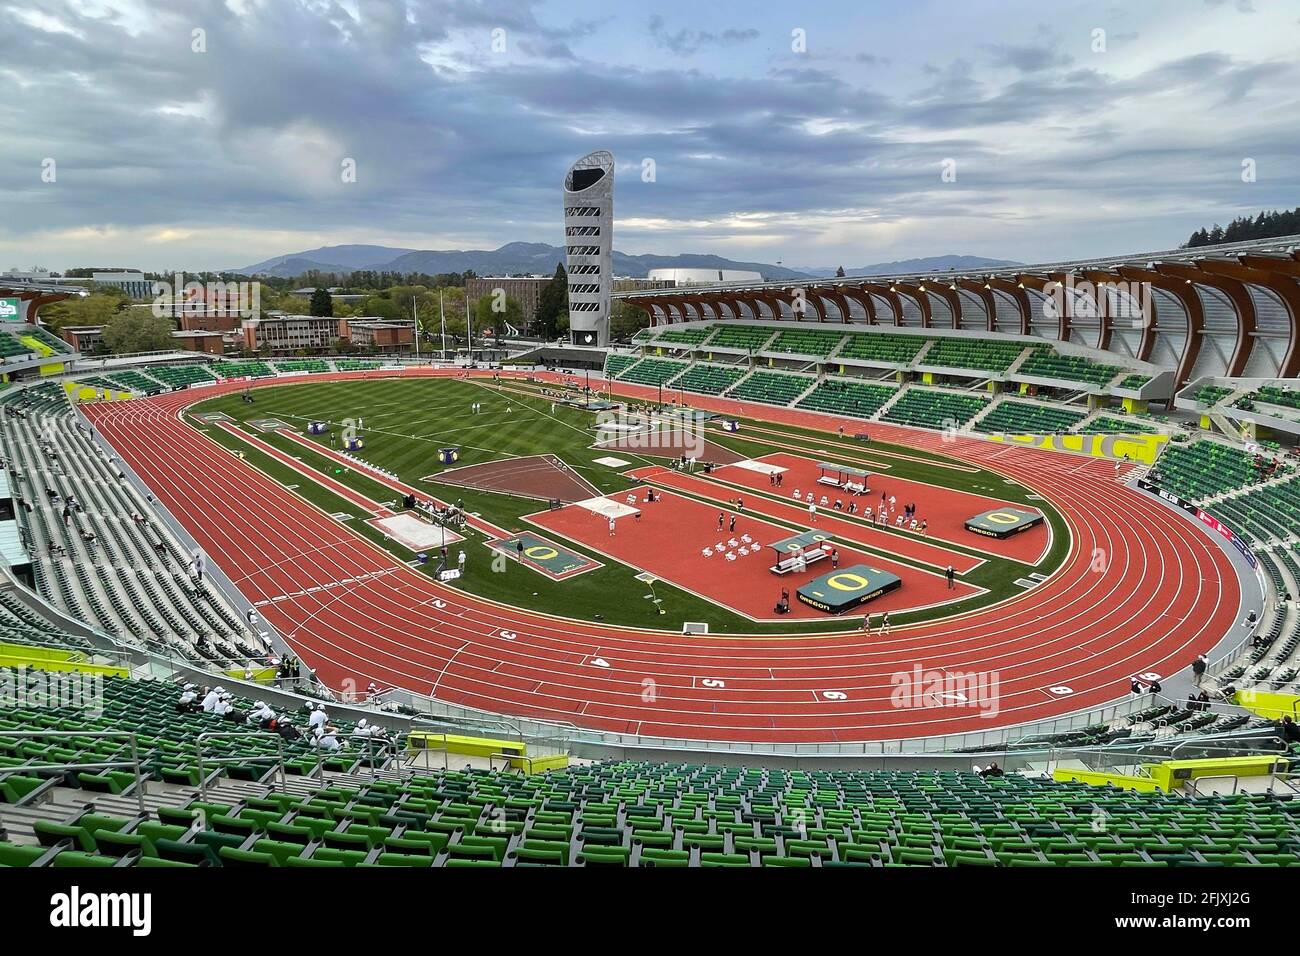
[[427, 454, 599, 503], [367, 512, 464, 551]]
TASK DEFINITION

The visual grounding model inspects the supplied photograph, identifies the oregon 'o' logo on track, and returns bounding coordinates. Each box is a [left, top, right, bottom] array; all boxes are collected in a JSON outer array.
[[826, 573, 870, 592], [985, 511, 1023, 524], [524, 545, 559, 561]]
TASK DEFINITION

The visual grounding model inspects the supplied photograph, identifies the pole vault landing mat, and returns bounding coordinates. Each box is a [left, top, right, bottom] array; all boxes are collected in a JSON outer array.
[[796, 564, 902, 614], [964, 507, 1044, 539], [488, 531, 600, 580]]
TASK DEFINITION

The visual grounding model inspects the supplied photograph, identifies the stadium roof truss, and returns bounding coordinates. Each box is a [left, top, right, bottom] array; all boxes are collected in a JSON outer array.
[[615, 234, 1300, 386]]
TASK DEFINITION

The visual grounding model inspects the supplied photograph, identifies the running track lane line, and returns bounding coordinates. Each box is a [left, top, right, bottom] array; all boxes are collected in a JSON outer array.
[[78, 370, 1242, 743]]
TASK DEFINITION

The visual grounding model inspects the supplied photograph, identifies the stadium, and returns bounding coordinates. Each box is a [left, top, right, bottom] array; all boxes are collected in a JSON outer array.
[[0, 1, 1297, 929]]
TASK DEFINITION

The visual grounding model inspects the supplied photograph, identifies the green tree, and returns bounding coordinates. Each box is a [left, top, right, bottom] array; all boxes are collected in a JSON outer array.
[[363, 296, 401, 321], [534, 262, 568, 338], [609, 300, 649, 342], [309, 287, 333, 317], [473, 293, 523, 340], [101, 310, 174, 354], [37, 292, 129, 334]]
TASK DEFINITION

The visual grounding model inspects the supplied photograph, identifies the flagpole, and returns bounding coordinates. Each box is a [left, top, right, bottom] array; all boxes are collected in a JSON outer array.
[[412, 295, 420, 361], [465, 292, 473, 362], [439, 290, 447, 364]]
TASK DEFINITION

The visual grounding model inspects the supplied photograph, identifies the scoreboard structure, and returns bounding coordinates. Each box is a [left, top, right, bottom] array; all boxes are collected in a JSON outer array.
[[964, 507, 1044, 539], [796, 564, 902, 614]]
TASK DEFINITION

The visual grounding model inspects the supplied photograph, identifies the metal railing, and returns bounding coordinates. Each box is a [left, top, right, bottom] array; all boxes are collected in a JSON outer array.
[[195, 731, 285, 799], [1187, 774, 1240, 797], [0, 730, 146, 815]]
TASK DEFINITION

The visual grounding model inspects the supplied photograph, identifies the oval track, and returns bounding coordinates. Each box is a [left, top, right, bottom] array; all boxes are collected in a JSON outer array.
[[81, 370, 1244, 744]]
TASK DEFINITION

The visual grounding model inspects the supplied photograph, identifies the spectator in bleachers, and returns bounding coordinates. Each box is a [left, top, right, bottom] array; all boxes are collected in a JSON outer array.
[[176, 684, 200, 712], [201, 686, 222, 712], [308, 703, 328, 734], [313, 723, 341, 751], [1280, 716, 1300, 744], [276, 714, 302, 742], [246, 700, 272, 725]]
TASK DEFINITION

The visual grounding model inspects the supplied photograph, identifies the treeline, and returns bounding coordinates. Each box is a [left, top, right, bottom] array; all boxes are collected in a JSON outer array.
[[289, 269, 478, 292], [1184, 207, 1300, 248]]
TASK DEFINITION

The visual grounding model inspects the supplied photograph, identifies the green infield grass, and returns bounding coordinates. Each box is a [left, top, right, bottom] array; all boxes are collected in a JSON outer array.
[[189, 375, 1069, 635]]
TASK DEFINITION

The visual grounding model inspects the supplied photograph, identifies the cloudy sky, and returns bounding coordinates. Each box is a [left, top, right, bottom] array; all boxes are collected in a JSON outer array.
[[1, 0, 1297, 272]]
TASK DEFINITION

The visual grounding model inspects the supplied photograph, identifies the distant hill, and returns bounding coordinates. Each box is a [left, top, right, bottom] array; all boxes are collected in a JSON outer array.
[[796, 255, 1022, 278], [236, 242, 815, 280], [236, 246, 1018, 283], [239, 245, 421, 276]]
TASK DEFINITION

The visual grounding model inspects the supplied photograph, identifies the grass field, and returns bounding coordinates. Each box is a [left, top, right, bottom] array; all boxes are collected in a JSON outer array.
[[189, 375, 1069, 634]]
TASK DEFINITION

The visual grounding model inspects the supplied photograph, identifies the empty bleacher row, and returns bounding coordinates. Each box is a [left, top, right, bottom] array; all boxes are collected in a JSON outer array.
[[1014, 351, 1122, 388], [670, 363, 747, 396], [0, 591, 95, 656], [770, 328, 846, 358], [603, 351, 1162, 440], [0, 387, 264, 666], [0, 332, 37, 361], [212, 361, 275, 379], [636, 323, 1141, 388], [923, 338, 1028, 373], [652, 326, 713, 347], [1196, 384, 1235, 406], [70, 359, 391, 398], [1078, 416, 1157, 434], [796, 379, 896, 419], [725, 370, 814, 406], [616, 358, 689, 387], [3, 672, 1299, 868], [0, 326, 73, 366], [836, 331, 927, 364], [1148, 440, 1272, 503], [1245, 385, 1300, 412], [1212, 476, 1300, 546], [973, 400, 1087, 435], [881, 389, 988, 429]]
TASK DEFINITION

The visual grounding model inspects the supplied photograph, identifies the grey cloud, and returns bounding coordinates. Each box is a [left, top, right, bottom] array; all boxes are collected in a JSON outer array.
[[647, 15, 759, 56], [0, 0, 1295, 270]]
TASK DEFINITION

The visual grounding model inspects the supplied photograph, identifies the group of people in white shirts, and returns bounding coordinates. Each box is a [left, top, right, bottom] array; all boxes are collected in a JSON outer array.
[[178, 683, 389, 752], [791, 488, 928, 534]]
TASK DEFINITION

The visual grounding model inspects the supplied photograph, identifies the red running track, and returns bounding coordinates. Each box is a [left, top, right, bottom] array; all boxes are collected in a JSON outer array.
[[81, 370, 1245, 745]]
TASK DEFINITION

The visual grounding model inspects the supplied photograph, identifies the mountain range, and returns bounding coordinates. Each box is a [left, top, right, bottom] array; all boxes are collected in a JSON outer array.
[[236, 244, 1018, 282]]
